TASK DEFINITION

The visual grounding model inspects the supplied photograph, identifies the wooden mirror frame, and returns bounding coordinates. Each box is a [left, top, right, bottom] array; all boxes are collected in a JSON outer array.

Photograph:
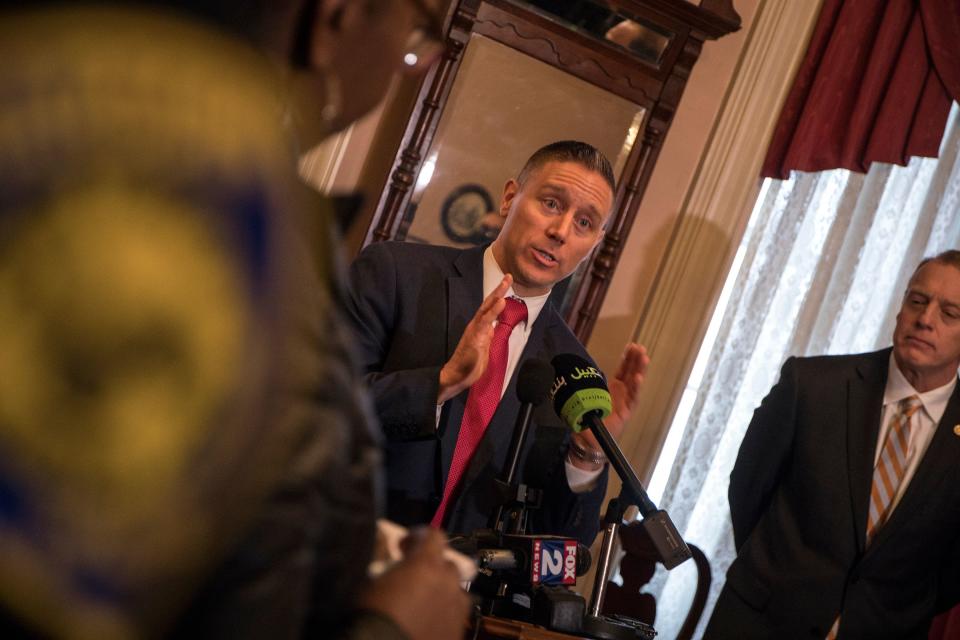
[[363, 0, 740, 342]]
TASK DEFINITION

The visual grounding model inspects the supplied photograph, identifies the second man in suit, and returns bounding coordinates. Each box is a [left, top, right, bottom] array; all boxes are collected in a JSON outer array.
[[706, 251, 960, 639]]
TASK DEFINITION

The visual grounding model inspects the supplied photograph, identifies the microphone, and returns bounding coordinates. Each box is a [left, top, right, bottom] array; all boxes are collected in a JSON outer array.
[[550, 353, 691, 569], [503, 359, 555, 486], [492, 358, 554, 533], [478, 539, 592, 586]]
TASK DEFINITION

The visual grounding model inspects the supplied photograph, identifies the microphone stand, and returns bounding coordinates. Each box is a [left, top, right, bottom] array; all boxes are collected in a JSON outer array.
[[490, 398, 538, 536], [588, 494, 625, 619], [470, 358, 582, 627], [578, 410, 690, 640], [583, 409, 689, 569], [489, 358, 554, 535]]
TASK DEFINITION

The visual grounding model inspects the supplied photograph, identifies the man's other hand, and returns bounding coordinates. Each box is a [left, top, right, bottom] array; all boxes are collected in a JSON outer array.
[[569, 343, 649, 470]]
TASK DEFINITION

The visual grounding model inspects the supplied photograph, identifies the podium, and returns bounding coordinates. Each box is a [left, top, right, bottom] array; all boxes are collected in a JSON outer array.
[[472, 615, 590, 640], [471, 614, 655, 640]]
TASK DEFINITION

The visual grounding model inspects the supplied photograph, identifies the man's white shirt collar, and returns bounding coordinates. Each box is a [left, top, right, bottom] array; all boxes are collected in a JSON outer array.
[[482, 246, 549, 331], [884, 352, 956, 424]]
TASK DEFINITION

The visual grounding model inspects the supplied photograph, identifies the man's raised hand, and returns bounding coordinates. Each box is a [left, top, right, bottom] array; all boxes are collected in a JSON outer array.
[[437, 275, 512, 404], [568, 343, 649, 470]]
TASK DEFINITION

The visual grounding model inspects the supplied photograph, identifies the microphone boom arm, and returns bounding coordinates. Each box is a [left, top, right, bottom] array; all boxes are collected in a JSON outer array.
[[581, 410, 690, 570], [582, 411, 656, 516]]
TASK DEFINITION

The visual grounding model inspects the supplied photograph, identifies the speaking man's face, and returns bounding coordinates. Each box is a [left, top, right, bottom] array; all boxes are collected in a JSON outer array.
[[893, 260, 960, 391], [491, 161, 612, 297]]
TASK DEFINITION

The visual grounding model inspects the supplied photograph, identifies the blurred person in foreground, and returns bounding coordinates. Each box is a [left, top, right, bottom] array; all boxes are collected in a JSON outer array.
[[0, 1, 469, 639], [705, 251, 960, 639]]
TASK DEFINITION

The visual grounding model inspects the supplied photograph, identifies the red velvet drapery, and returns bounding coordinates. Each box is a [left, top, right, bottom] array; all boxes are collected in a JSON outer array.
[[761, 0, 960, 179]]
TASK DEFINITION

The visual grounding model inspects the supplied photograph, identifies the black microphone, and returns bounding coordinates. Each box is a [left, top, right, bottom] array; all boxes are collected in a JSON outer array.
[[491, 358, 555, 533], [503, 359, 555, 486], [550, 353, 691, 569]]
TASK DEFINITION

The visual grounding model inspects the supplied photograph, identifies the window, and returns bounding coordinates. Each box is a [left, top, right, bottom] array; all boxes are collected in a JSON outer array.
[[647, 103, 960, 640]]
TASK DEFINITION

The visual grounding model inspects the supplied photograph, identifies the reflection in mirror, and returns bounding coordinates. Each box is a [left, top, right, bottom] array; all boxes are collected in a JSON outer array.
[[397, 33, 645, 249], [519, 0, 674, 65]]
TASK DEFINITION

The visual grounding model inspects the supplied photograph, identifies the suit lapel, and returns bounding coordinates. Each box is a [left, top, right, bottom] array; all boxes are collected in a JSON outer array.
[[446, 247, 486, 362], [867, 379, 960, 550], [439, 247, 487, 483], [846, 349, 889, 554]]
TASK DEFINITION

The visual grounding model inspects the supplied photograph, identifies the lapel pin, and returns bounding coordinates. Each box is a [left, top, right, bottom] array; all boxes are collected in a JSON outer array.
[[954, 424, 960, 437]]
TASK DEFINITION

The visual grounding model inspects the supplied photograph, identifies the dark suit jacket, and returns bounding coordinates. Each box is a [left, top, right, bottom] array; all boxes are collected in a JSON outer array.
[[705, 349, 960, 639], [346, 241, 608, 544]]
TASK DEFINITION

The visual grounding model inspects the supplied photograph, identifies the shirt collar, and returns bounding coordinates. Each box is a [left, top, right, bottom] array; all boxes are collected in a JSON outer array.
[[885, 352, 957, 424], [482, 246, 549, 327]]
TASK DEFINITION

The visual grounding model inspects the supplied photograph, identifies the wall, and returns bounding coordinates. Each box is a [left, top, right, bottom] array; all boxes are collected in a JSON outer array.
[[596, 0, 824, 488]]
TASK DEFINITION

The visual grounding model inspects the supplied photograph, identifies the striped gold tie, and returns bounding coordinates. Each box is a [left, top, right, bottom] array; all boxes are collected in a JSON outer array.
[[826, 395, 922, 639], [867, 395, 921, 542]]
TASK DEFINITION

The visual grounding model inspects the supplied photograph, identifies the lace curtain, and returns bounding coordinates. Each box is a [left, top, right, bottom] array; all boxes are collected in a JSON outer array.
[[647, 103, 960, 640]]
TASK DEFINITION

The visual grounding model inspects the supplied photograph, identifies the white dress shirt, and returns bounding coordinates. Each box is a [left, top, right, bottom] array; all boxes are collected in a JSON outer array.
[[877, 353, 957, 513]]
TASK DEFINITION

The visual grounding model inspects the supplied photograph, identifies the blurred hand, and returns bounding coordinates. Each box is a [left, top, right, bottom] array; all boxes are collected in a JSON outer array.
[[437, 275, 512, 403], [569, 343, 649, 470], [359, 527, 471, 640]]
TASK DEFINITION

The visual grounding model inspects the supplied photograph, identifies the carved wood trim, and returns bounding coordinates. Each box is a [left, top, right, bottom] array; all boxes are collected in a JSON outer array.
[[475, 1, 661, 104]]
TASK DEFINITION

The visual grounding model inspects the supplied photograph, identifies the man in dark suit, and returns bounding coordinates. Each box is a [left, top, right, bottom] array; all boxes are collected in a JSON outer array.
[[347, 141, 648, 543], [706, 251, 960, 639]]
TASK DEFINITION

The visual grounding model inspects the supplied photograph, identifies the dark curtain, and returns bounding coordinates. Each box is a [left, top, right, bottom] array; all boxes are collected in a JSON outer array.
[[930, 607, 960, 640], [761, 0, 960, 179]]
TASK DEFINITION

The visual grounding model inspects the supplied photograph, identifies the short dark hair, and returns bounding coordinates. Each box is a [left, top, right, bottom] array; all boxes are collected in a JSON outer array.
[[516, 140, 616, 195], [911, 250, 960, 283]]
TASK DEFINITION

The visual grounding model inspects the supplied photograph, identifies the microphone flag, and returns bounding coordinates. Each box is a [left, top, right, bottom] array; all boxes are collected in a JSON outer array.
[[549, 353, 612, 431]]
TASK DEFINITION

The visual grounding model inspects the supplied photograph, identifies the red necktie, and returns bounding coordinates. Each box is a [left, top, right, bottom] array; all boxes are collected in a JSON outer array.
[[431, 297, 527, 528]]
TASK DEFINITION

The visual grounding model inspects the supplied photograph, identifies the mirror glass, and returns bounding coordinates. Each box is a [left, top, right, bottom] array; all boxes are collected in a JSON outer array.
[[396, 33, 645, 248], [518, 0, 674, 65]]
